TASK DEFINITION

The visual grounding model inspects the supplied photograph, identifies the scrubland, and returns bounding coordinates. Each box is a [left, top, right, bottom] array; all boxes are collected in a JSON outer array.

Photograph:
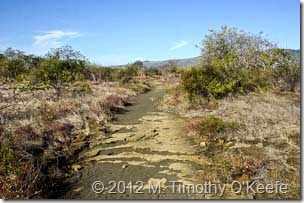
[[0, 45, 156, 198], [0, 26, 301, 199], [160, 26, 300, 199]]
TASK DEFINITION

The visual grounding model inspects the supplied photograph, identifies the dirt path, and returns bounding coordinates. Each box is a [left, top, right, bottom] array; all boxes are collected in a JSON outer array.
[[63, 84, 214, 199]]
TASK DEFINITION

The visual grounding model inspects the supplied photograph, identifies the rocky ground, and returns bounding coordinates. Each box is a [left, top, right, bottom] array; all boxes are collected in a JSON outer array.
[[65, 85, 204, 199], [1, 77, 299, 199], [62, 81, 282, 199]]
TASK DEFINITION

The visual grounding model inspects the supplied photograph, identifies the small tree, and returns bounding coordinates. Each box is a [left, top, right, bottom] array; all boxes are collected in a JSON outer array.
[[183, 25, 300, 101], [0, 48, 42, 81], [0, 48, 26, 79], [271, 49, 300, 92], [117, 61, 143, 83], [0, 54, 8, 79], [132, 60, 144, 69], [132, 60, 145, 77], [181, 26, 275, 101], [31, 46, 87, 98], [199, 26, 275, 70]]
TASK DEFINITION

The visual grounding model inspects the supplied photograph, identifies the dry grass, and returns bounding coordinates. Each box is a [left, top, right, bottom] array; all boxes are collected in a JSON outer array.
[[0, 79, 150, 198], [161, 85, 300, 199]]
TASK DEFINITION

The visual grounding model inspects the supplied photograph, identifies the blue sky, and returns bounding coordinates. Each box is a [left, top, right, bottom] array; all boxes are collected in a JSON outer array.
[[0, 0, 299, 65]]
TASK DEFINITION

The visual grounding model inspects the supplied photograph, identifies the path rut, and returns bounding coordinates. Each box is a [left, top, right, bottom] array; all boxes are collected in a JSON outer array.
[[64, 85, 214, 199]]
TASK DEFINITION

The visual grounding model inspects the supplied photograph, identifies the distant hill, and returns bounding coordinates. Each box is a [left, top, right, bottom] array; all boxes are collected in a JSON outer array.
[[142, 56, 201, 69], [110, 56, 201, 69], [109, 49, 299, 69], [143, 49, 300, 68]]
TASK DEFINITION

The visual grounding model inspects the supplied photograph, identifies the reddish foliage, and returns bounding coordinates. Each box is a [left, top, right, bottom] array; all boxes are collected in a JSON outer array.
[[40, 101, 74, 122], [0, 161, 42, 199], [242, 159, 264, 175], [50, 122, 74, 136], [186, 119, 202, 133], [15, 125, 39, 140], [103, 95, 122, 109]]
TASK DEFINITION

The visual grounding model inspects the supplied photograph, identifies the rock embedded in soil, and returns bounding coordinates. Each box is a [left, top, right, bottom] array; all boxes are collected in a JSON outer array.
[[200, 142, 207, 147], [71, 164, 82, 172], [224, 142, 235, 148]]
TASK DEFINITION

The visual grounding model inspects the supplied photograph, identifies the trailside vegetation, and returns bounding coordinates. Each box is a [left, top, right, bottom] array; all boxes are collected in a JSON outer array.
[[181, 26, 300, 102]]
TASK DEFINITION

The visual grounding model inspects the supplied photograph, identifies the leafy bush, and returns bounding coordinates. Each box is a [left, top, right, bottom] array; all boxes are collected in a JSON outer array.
[[186, 26, 276, 100], [271, 49, 300, 92], [182, 26, 300, 102], [200, 115, 226, 135], [187, 115, 238, 138], [0, 145, 17, 175], [181, 64, 248, 100], [0, 48, 26, 80], [73, 82, 92, 96], [110, 62, 143, 83], [0, 48, 43, 81], [144, 68, 162, 77], [30, 46, 87, 98], [121, 64, 141, 81], [242, 68, 273, 91]]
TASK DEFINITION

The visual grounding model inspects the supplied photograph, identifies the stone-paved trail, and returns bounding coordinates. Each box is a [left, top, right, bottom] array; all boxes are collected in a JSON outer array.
[[63, 84, 236, 199]]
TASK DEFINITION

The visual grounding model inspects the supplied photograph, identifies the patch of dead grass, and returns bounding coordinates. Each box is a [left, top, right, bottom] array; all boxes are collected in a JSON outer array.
[[162, 88, 300, 199], [0, 79, 149, 198]]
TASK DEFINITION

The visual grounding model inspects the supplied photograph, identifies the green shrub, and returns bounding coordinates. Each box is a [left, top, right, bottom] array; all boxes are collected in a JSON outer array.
[[271, 49, 300, 92], [78, 83, 92, 93], [200, 115, 226, 135], [193, 115, 238, 138], [124, 64, 141, 77], [30, 46, 86, 98], [73, 82, 92, 96], [0, 145, 17, 175], [181, 61, 277, 102], [112, 63, 143, 83], [242, 69, 273, 91], [0, 48, 43, 81], [144, 68, 162, 77], [0, 48, 27, 80], [120, 75, 133, 83], [195, 26, 300, 96], [181, 64, 247, 101]]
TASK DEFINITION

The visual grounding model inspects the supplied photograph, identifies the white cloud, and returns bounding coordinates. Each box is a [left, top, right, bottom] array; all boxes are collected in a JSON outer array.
[[169, 40, 189, 51], [32, 30, 81, 55]]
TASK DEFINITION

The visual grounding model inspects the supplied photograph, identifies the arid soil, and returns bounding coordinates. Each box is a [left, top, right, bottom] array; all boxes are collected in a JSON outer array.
[[63, 82, 257, 199], [5, 78, 297, 199], [2, 76, 299, 199]]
